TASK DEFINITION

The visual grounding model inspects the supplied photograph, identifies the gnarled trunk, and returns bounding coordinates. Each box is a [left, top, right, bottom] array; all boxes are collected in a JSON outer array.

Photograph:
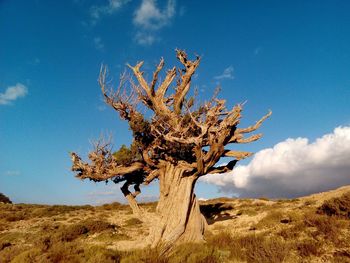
[[147, 163, 207, 251]]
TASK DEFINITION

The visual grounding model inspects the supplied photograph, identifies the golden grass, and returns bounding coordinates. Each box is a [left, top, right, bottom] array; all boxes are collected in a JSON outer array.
[[0, 190, 350, 262]]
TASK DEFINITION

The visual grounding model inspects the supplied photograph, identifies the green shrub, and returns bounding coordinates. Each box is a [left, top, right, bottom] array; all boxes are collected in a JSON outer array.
[[0, 193, 11, 204]]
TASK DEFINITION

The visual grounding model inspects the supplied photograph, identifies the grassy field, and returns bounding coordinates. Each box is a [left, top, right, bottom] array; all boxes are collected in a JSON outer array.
[[0, 186, 349, 262]]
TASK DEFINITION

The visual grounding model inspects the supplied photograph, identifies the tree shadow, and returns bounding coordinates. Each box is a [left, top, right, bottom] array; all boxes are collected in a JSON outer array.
[[200, 202, 236, 225]]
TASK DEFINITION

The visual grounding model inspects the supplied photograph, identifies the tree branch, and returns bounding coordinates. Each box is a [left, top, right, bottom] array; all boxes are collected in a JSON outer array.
[[206, 160, 238, 174], [173, 49, 201, 115], [236, 110, 272, 133], [150, 58, 165, 94], [223, 150, 253, 160], [70, 152, 144, 181]]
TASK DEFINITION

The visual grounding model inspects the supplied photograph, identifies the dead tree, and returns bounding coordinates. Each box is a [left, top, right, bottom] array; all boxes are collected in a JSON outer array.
[[71, 49, 271, 250]]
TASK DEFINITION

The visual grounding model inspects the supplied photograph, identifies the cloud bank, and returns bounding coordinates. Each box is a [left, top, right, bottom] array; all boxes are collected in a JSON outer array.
[[201, 126, 350, 198], [0, 83, 28, 105]]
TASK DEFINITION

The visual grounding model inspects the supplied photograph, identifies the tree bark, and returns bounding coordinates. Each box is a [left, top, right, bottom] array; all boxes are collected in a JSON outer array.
[[147, 163, 207, 251]]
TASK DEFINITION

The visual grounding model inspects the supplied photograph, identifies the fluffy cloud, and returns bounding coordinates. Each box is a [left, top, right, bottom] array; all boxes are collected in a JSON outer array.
[[214, 66, 234, 80], [133, 0, 175, 45], [90, 0, 130, 22], [0, 83, 28, 105], [134, 0, 175, 30], [201, 126, 350, 198]]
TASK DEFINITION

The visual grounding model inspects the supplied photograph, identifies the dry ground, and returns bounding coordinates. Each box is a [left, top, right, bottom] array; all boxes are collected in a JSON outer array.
[[0, 185, 350, 262]]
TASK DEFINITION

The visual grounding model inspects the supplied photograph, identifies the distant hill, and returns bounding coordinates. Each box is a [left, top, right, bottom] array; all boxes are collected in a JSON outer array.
[[0, 193, 11, 204], [0, 185, 349, 262]]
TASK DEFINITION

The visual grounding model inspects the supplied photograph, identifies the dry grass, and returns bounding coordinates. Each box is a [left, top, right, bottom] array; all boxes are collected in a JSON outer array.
[[318, 191, 350, 218], [1, 187, 350, 262]]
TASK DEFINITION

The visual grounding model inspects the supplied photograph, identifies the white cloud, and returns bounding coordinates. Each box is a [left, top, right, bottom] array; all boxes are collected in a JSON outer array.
[[201, 126, 350, 198], [133, 0, 175, 45], [93, 37, 104, 50], [0, 83, 28, 105], [135, 31, 156, 45], [134, 0, 175, 30], [90, 0, 130, 23], [214, 66, 234, 80]]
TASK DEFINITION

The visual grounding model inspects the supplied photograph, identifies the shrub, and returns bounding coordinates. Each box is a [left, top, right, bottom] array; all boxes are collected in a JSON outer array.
[[171, 243, 220, 263], [206, 232, 291, 263], [122, 248, 169, 263], [297, 239, 322, 257], [84, 246, 121, 263], [304, 213, 344, 244], [0, 193, 11, 204], [255, 210, 285, 229], [241, 235, 291, 263], [206, 231, 234, 248], [0, 242, 11, 251], [318, 192, 350, 219], [55, 224, 89, 242], [278, 223, 305, 240], [124, 218, 142, 227], [101, 202, 127, 210], [82, 219, 115, 233]]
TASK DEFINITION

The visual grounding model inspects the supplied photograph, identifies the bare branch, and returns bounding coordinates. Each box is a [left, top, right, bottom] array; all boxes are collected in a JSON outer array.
[[235, 133, 263, 144], [128, 61, 176, 121], [99, 65, 138, 120], [223, 150, 252, 160], [206, 160, 238, 174], [150, 58, 165, 94], [173, 49, 201, 115], [144, 170, 159, 185], [236, 110, 272, 134], [156, 67, 176, 98]]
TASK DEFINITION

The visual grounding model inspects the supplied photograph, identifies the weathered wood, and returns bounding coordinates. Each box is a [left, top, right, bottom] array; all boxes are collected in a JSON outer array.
[[70, 49, 271, 251]]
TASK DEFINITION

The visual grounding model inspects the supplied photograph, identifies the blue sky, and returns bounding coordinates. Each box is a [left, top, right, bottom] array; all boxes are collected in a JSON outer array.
[[1, 0, 350, 204]]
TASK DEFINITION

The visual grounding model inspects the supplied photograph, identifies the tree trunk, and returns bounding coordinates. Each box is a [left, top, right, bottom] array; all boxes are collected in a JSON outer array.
[[147, 163, 207, 251]]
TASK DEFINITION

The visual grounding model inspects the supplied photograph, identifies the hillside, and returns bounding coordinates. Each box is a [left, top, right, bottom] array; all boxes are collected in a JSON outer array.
[[0, 186, 349, 262]]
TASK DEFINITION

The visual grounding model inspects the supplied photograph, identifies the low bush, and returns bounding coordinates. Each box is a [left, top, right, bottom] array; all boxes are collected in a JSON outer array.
[[278, 222, 305, 240], [238, 235, 290, 263], [297, 239, 322, 257], [304, 213, 345, 244], [0, 193, 11, 204], [255, 210, 285, 229], [81, 219, 115, 233], [318, 192, 350, 219], [124, 218, 142, 227]]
